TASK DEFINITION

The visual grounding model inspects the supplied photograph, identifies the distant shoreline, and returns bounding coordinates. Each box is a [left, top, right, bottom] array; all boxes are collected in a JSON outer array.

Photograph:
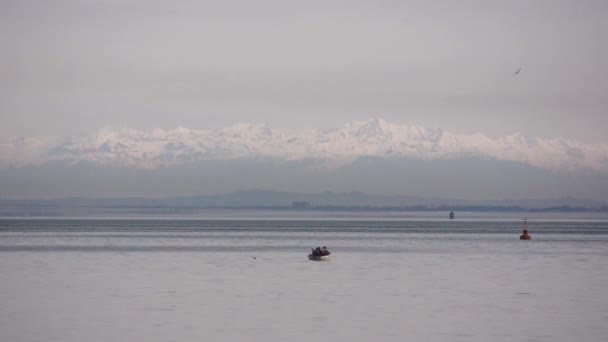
[[2, 189, 607, 217], [1, 204, 608, 219]]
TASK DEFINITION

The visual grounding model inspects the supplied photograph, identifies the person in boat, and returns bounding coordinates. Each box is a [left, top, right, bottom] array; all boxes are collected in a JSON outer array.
[[311, 246, 329, 257]]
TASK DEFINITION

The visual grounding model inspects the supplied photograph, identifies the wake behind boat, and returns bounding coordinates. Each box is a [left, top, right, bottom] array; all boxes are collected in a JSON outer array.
[[309, 246, 330, 261]]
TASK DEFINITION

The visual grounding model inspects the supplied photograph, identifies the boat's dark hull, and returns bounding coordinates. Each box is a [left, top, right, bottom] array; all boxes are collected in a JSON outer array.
[[308, 254, 330, 261]]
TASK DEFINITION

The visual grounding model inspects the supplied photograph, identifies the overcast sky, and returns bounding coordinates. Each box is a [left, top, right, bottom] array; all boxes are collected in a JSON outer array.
[[1, 0, 607, 142]]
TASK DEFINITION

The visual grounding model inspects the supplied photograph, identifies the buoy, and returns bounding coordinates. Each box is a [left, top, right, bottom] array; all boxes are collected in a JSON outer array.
[[520, 219, 531, 240]]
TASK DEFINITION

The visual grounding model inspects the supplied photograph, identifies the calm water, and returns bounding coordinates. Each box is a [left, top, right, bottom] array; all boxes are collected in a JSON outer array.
[[1, 217, 608, 342]]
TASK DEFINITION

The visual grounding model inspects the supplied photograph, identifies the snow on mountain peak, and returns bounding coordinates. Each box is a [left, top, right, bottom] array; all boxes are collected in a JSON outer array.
[[1, 120, 607, 173], [221, 122, 283, 141]]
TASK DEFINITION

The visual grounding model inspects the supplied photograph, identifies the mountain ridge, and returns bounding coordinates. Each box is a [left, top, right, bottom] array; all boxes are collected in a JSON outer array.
[[2, 118, 607, 173]]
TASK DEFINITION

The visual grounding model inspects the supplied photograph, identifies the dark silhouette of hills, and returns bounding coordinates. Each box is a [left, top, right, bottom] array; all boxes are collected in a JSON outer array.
[[1, 190, 606, 217]]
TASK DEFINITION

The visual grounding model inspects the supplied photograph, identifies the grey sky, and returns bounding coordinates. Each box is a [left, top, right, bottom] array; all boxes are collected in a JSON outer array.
[[1, 0, 607, 141]]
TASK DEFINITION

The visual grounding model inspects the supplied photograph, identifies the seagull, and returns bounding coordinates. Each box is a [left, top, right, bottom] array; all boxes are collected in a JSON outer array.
[[513, 67, 522, 75]]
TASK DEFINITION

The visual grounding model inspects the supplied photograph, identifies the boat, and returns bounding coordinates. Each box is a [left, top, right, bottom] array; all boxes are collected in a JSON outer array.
[[308, 246, 331, 261], [520, 219, 531, 240]]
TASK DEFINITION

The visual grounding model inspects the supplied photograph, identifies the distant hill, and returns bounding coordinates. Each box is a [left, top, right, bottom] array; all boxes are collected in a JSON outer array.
[[1, 190, 606, 217]]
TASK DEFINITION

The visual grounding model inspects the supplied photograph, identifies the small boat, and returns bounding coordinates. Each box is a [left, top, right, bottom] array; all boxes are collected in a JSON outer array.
[[308, 246, 331, 261], [520, 219, 531, 240]]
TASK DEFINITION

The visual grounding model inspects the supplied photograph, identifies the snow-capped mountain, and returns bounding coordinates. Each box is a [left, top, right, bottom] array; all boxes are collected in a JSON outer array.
[[2, 119, 608, 173]]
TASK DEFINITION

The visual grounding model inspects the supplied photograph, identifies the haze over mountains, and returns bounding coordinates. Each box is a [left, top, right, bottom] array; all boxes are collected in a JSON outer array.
[[1, 119, 607, 200]]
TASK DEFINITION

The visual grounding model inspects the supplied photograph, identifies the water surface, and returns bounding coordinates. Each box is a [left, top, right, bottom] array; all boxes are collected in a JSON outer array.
[[1, 217, 607, 341]]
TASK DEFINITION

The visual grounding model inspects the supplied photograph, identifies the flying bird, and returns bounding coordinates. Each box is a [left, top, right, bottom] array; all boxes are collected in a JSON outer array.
[[513, 67, 522, 75]]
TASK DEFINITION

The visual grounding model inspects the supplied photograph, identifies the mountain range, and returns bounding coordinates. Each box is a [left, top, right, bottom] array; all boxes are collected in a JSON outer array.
[[1, 119, 607, 200], [2, 118, 607, 173]]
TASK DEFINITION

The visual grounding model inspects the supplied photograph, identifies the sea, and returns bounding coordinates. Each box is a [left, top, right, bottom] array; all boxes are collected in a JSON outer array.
[[1, 211, 607, 342]]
